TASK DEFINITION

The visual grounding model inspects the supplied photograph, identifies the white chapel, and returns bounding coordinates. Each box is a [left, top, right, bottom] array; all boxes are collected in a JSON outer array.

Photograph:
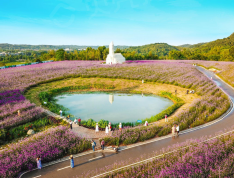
[[106, 41, 126, 64]]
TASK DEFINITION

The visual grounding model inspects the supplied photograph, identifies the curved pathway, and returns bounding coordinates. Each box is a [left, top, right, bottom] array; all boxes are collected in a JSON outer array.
[[21, 66, 234, 178]]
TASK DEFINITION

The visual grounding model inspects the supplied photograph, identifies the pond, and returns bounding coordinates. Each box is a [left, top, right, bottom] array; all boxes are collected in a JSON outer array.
[[54, 92, 174, 123]]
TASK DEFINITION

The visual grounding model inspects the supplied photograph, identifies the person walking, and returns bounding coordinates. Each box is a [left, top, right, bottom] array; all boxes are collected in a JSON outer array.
[[144, 121, 148, 126], [95, 123, 99, 133], [108, 122, 112, 132], [59, 109, 62, 116], [105, 126, 109, 135], [36, 156, 42, 169], [17, 110, 20, 116], [78, 117, 81, 126], [176, 124, 180, 136], [74, 118, 78, 125], [69, 155, 74, 168], [171, 124, 176, 138], [165, 115, 168, 122], [92, 140, 96, 151], [119, 123, 122, 131], [70, 121, 73, 129], [101, 139, 105, 150]]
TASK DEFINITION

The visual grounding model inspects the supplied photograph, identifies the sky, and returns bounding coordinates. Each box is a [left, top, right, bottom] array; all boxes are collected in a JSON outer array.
[[0, 0, 234, 46]]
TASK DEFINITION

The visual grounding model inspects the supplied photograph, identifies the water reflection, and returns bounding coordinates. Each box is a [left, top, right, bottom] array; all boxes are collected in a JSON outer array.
[[109, 94, 114, 104], [54, 92, 173, 123]]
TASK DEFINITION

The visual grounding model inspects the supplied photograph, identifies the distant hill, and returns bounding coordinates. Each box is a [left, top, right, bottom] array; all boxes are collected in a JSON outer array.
[[178, 43, 206, 48], [123, 43, 179, 57], [0, 43, 129, 51], [196, 33, 234, 49]]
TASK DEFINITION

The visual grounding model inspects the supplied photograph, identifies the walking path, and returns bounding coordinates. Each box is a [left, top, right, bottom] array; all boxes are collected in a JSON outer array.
[[42, 109, 111, 141], [21, 66, 234, 178]]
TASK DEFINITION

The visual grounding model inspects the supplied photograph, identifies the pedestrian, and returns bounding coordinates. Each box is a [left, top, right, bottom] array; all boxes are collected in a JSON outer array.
[[95, 123, 99, 133], [91, 140, 96, 151], [175, 89, 177, 95], [176, 124, 180, 136], [78, 117, 81, 126], [105, 126, 109, 135], [211, 77, 212, 80], [165, 115, 168, 122], [69, 155, 74, 168], [17, 110, 20, 116], [59, 109, 62, 116], [186, 90, 189, 94], [171, 124, 176, 138], [101, 139, 105, 150], [74, 118, 78, 125], [36, 156, 42, 169], [119, 123, 122, 131], [108, 122, 112, 132], [70, 121, 73, 129], [144, 121, 148, 126]]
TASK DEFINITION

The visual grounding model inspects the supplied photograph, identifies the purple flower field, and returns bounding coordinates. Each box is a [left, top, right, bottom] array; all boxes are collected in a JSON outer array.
[[0, 107, 44, 129], [0, 126, 91, 178], [185, 60, 234, 88], [80, 129, 234, 178], [0, 60, 232, 177], [0, 90, 25, 105]]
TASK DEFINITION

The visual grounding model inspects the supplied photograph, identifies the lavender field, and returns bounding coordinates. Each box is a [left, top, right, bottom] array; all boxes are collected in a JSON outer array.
[[186, 60, 234, 88], [0, 126, 91, 178], [0, 60, 231, 177], [82, 129, 234, 178]]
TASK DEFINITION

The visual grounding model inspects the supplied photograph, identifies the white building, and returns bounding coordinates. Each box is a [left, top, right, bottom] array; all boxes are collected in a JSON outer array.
[[106, 41, 125, 64]]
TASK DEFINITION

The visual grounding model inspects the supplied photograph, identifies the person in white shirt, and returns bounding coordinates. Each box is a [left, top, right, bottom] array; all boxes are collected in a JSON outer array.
[[59, 110, 62, 116], [74, 118, 78, 125], [119, 123, 122, 131], [105, 126, 109, 135], [144, 121, 148, 126], [176, 124, 180, 136], [95, 123, 99, 133]]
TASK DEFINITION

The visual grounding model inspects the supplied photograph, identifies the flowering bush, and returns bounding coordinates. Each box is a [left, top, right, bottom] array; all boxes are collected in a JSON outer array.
[[0, 107, 44, 129], [80, 130, 234, 178], [102, 131, 234, 178], [0, 126, 91, 178], [0, 100, 35, 120], [103, 126, 162, 146], [0, 90, 25, 105]]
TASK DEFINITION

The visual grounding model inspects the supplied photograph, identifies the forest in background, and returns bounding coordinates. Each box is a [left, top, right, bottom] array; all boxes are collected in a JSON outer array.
[[1, 32, 234, 65]]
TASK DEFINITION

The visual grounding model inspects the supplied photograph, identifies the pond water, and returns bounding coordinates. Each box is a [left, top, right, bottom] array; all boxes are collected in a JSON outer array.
[[54, 92, 173, 123]]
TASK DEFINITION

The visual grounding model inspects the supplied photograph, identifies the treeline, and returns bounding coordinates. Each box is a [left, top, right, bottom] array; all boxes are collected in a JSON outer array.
[[122, 43, 178, 57], [169, 45, 234, 61], [38, 47, 158, 61]]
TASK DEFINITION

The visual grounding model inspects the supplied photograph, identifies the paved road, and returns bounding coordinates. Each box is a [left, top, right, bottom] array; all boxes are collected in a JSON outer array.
[[21, 66, 234, 178]]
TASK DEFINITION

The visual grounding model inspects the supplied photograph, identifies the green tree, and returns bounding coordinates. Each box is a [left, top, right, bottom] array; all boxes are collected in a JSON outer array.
[[115, 48, 121, 53], [55, 49, 65, 61], [229, 46, 234, 58]]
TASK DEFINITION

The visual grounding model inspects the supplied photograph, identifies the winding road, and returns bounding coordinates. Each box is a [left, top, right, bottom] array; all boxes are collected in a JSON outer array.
[[20, 66, 234, 178]]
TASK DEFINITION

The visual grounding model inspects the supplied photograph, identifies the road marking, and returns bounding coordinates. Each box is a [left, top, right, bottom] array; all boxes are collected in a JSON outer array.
[[57, 166, 70, 171], [89, 156, 103, 161], [32, 176, 41, 178], [91, 128, 234, 178]]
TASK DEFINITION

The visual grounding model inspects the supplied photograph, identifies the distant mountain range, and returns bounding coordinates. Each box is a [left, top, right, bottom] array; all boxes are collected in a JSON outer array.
[[0, 44, 129, 51], [1, 33, 234, 57]]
